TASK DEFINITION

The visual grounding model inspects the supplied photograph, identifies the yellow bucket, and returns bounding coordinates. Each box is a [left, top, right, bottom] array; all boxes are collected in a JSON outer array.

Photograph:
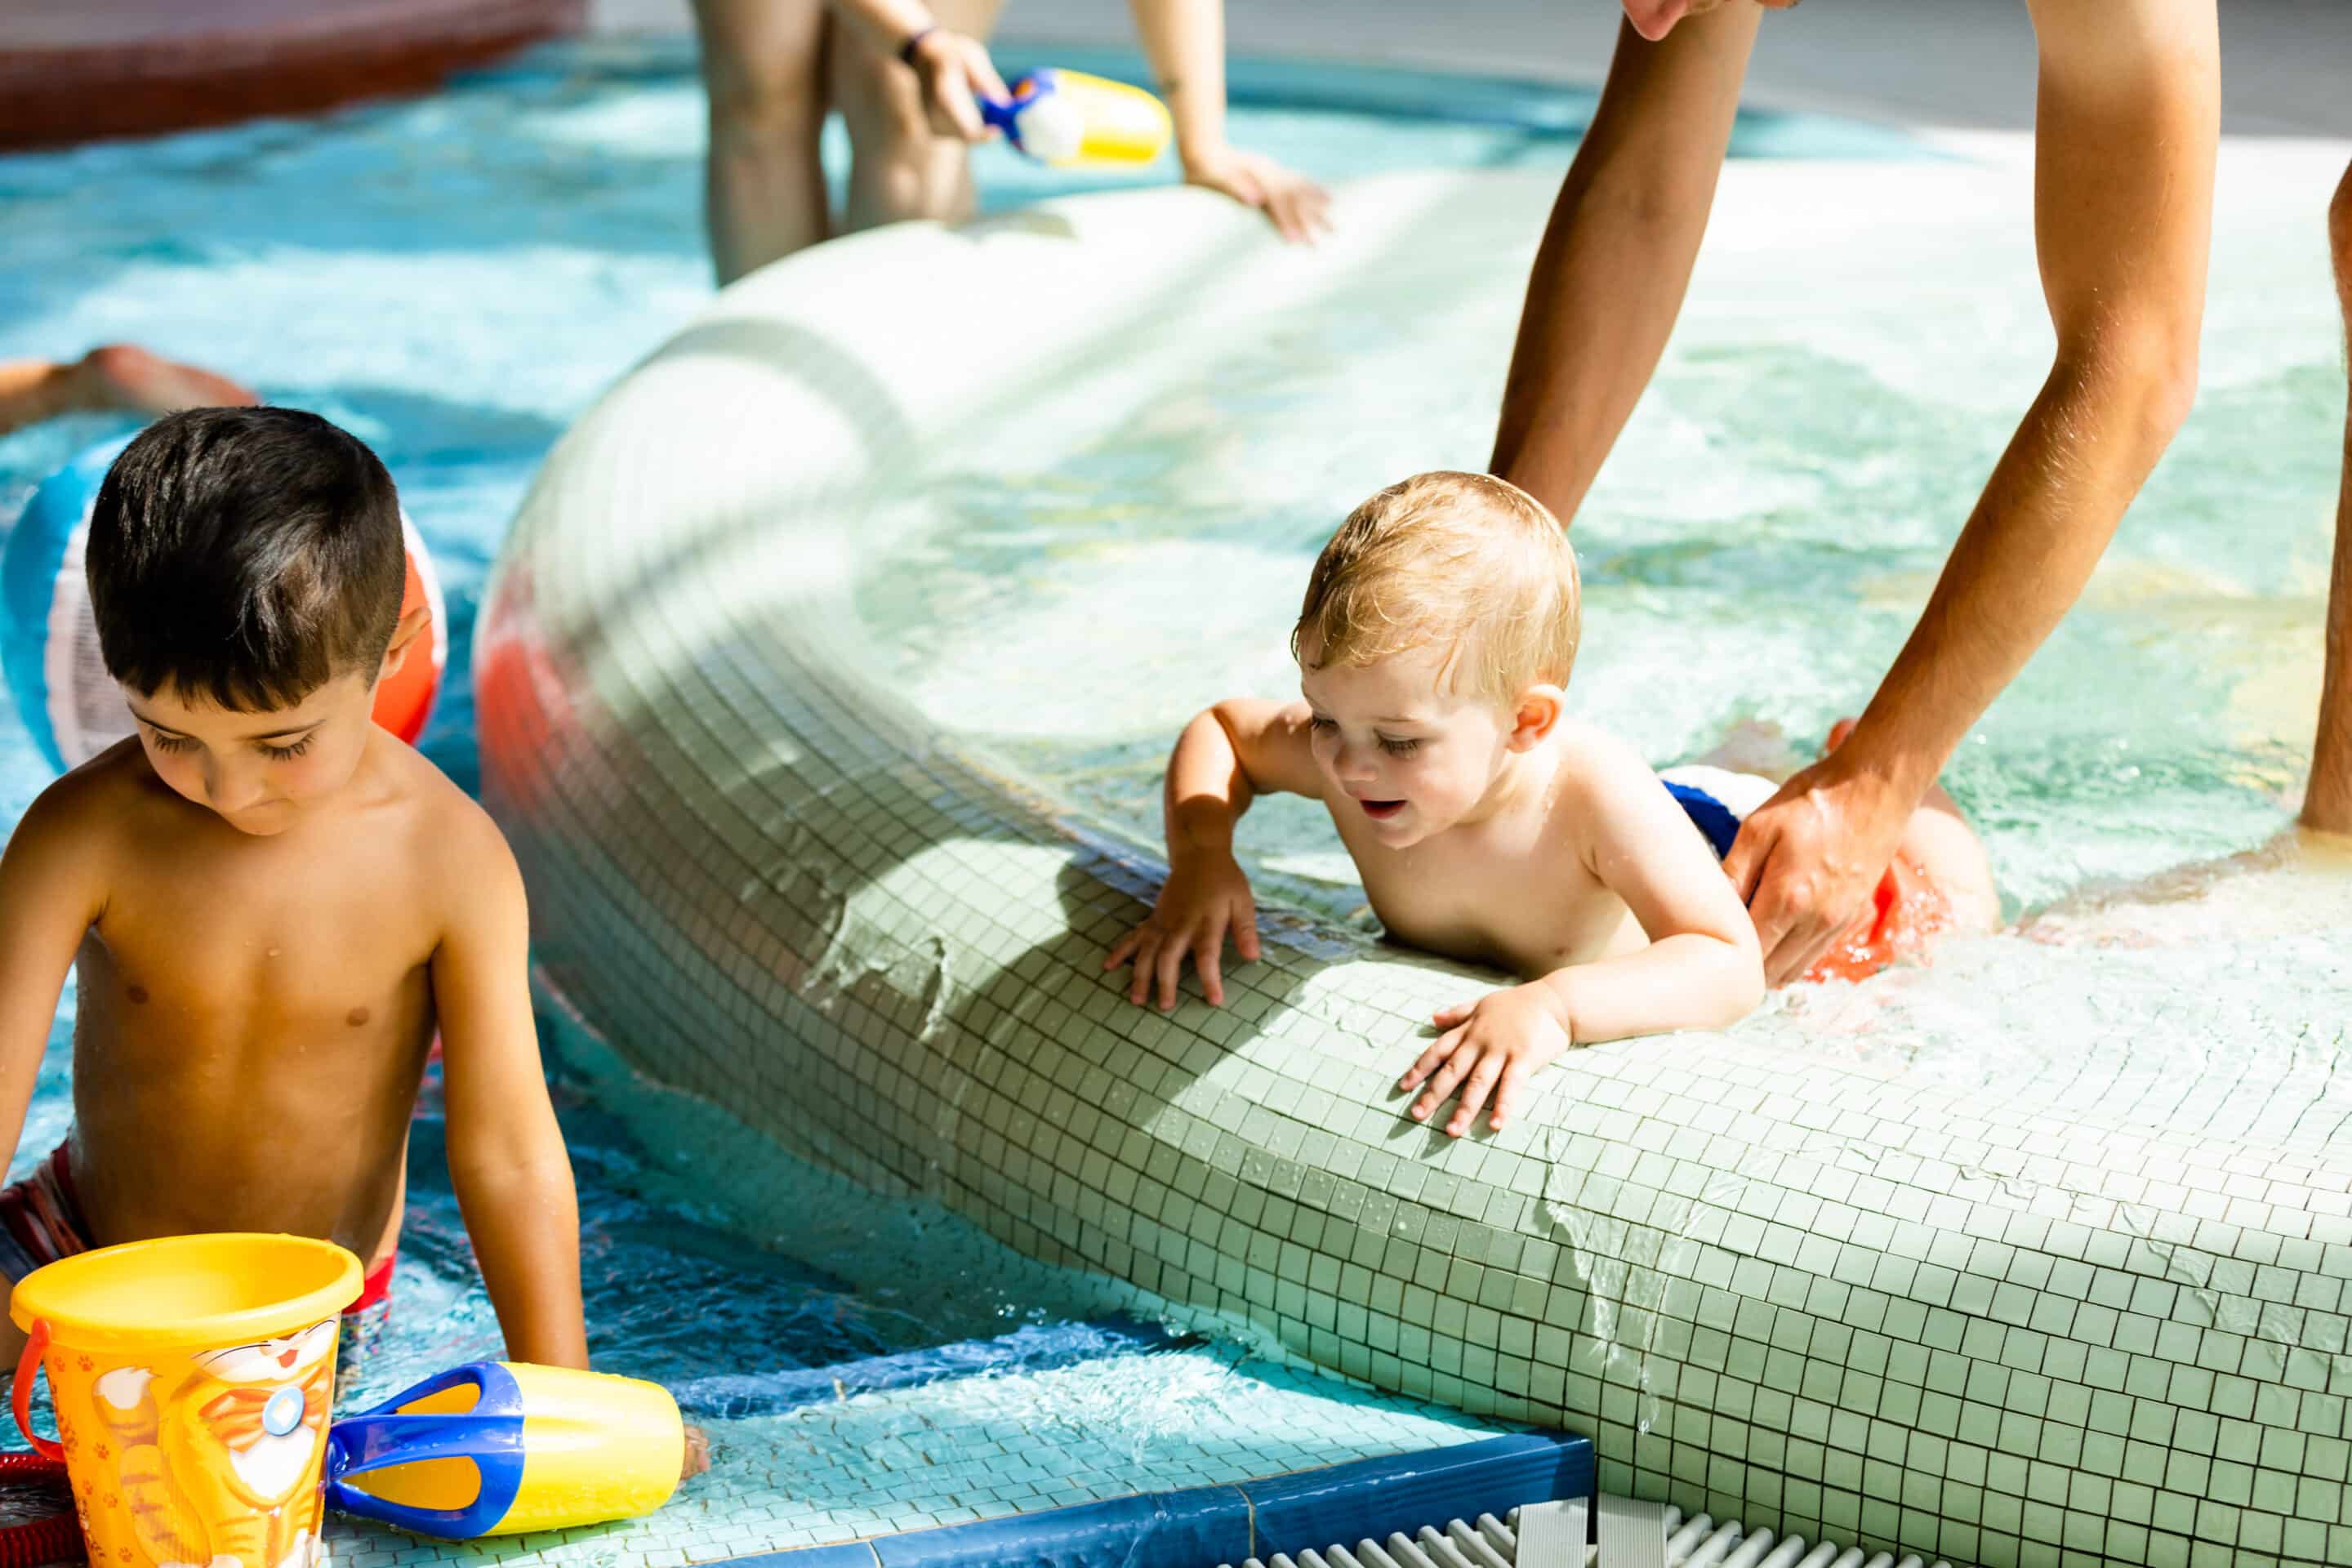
[[10, 1233, 363, 1568]]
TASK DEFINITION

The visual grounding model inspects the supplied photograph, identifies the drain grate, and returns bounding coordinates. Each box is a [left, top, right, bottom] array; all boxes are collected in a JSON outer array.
[[1221, 1493, 1959, 1568], [1227, 1509, 1549, 1568]]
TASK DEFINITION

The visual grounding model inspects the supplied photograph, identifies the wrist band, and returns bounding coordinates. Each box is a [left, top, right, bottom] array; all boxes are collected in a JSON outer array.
[[897, 25, 938, 67]]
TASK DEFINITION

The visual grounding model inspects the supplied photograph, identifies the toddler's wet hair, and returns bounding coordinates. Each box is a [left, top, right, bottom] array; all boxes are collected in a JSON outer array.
[[87, 406, 406, 711], [1294, 470, 1581, 700]]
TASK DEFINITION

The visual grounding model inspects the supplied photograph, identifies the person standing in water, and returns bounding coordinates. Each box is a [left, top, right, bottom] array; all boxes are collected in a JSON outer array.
[[687, 0, 1330, 284], [1491, 0, 2250, 978], [2307, 162, 2352, 840]]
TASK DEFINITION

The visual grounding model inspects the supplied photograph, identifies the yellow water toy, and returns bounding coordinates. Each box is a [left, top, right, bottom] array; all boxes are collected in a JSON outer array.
[[10, 1233, 363, 1568], [9, 1235, 684, 1555], [324, 1361, 684, 1539], [981, 69, 1171, 166]]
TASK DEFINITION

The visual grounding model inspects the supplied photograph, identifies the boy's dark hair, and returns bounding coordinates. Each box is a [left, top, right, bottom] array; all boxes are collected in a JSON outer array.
[[86, 406, 407, 712]]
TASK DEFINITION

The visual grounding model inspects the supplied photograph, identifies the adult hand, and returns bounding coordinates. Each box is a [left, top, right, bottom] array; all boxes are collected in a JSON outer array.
[[1181, 144, 1333, 244], [1722, 752, 1913, 986], [903, 28, 1011, 142]]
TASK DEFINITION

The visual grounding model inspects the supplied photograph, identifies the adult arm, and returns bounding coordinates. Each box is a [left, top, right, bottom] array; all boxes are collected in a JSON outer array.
[[2305, 161, 2352, 835], [1726, 0, 2220, 982], [826, 0, 1009, 141], [1488, 9, 1759, 521], [1125, 0, 1331, 243], [433, 813, 589, 1370]]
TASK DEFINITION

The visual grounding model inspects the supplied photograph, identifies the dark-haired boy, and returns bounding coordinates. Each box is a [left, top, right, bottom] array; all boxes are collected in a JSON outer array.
[[0, 406, 589, 1373]]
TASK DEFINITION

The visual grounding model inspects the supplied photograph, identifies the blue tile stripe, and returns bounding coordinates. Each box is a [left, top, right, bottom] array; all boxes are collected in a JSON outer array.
[[1244, 1433, 1592, 1563], [763, 1546, 886, 1568], [728, 1432, 1592, 1568], [873, 1486, 1254, 1568]]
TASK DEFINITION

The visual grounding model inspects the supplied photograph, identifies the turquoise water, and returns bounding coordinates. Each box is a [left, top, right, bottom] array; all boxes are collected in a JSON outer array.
[[0, 33, 1933, 1552]]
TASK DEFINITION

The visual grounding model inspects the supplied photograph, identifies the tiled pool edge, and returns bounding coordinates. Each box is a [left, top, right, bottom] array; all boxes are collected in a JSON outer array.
[[481, 165, 2352, 1568], [732, 1432, 1592, 1568]]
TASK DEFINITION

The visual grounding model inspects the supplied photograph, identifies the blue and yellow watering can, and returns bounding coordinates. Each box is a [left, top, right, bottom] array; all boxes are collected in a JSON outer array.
[[981, 69, 1172, 166], [327, 1361, 684, 1539]]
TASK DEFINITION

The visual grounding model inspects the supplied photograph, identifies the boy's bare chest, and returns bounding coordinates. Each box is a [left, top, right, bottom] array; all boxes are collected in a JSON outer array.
[[87, 833, 437, 1027]]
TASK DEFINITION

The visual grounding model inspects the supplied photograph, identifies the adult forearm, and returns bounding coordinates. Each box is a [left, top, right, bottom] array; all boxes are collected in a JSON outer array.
[[1854, 0, 2216, 797], [2306, 168, 2352, 835], [453, 1157, 589, 1369], [1844, 353, 2196, 804], [1489, 13, 1756, 523], [1126, 0, 1227, 155], [2308, 406, 2352, 833]]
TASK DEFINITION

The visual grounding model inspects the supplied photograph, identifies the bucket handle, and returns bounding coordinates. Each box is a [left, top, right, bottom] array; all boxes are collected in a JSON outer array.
[[11, 1319, 64, 1463]]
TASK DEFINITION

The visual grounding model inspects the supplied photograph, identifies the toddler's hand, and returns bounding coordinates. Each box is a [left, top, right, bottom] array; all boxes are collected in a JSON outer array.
[[1103, 853, 1261, 1009], [1180, 144, 1333, 244], [681, 1423, 711, 1478], [1399, 983, 1570, 1137]]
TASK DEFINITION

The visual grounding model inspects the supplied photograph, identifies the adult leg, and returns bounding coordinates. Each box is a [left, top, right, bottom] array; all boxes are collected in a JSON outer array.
[[691, 0, 832, 285], [829, 0, 1007, 235], [2305, 158, 2352, 835]]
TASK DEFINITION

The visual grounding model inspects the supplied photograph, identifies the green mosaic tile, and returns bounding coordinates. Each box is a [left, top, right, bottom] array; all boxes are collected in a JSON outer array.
[[475, 171, 2352, 1568]]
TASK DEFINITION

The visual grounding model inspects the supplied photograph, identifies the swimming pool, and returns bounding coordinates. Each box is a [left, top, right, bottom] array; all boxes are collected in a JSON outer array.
[[479, 106, 2352, 1568], [10, 29, 2349, 1568], [0, 33, 1942, 1566]]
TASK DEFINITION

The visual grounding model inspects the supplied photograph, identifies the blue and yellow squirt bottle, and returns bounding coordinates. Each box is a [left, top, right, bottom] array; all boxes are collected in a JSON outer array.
[[326, 1362, 684, 1539], [981, 69, 1172, 166]]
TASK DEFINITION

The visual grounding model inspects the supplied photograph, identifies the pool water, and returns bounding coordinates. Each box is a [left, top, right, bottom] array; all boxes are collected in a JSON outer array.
[[826, 142, 2352, 1233], [856, 158, 2349, 921], [0, 33, 1929, 1557]]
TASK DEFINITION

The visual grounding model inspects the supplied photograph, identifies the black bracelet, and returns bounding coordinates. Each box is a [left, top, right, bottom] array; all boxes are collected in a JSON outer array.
[[897, 25, 938, 67]]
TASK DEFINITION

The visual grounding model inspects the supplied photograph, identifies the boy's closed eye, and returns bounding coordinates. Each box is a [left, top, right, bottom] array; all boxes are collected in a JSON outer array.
[[140, 724, 318, 761]]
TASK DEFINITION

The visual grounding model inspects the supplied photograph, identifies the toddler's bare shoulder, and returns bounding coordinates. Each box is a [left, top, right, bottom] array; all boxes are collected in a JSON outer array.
[[1548, 721, 1660, 803]]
